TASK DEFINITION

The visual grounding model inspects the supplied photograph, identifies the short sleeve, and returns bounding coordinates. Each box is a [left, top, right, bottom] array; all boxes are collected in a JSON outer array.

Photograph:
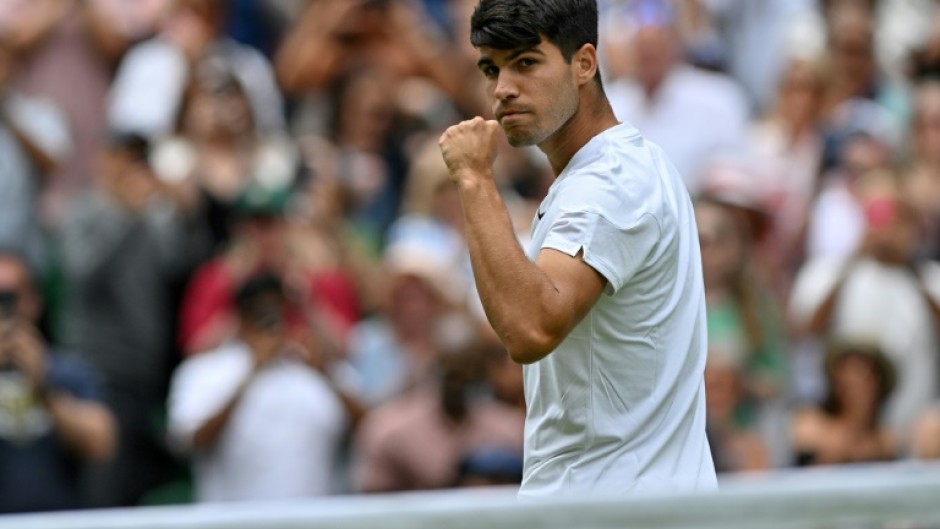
[[787, 258, 844, 328], [46, 354, 106, 403], [541, 209, 661, 295]]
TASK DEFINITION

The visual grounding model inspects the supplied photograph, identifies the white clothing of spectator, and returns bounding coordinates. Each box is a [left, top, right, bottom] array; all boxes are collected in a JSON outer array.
[[168, 340, 347, 502], [790, 257, 940, 441], [0, 85, 71, 271], [608, 63, 750, 196]]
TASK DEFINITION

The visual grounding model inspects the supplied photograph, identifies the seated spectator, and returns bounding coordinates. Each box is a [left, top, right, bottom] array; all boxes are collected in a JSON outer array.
[[790, 340, 897, 466], [790, 188, 940, 444], [59, 133, 192, 507], [167, 272, 351, 502], [0, 250, 115, 513], [108, 0, 284, 139], [352, 328, 523, 493]]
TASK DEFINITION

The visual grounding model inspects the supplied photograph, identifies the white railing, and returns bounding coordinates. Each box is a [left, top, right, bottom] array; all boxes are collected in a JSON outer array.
[[3, 461, 940, 529]]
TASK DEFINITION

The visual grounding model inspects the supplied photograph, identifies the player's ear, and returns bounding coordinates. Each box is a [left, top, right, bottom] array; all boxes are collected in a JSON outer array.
[[574, 43, 598, 87]]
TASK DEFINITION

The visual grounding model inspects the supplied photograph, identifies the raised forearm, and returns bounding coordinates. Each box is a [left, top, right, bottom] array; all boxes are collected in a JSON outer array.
[[191, 372, 255, 451], [46, 394, 116, 462], [457, 176, 563, 361]]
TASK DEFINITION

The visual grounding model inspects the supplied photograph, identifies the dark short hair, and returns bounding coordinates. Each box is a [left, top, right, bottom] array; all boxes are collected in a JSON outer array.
[[470, 0, 600, 79], [105, 131, 150, 161], [234, 271, 286, 322]]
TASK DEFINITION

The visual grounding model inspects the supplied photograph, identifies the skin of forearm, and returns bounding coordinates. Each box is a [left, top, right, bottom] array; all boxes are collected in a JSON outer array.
[[457, 175, 566, 361], [46, 394, 116, 462], [80, 4, 131, 63], [190, 371, 256, 451], [276, 35, 345, 93]]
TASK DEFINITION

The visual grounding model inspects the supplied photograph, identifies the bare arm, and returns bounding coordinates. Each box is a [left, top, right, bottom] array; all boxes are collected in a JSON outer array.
[[45, 393, 116, 462], [0, 114, 58, 177], [80, 1, 133, 63], [440, 118, 606, 364], [274, 0, 358, 94], [190, 371, 256, 451], [6, 324, 115, 462], [0, 0, 69, 55]]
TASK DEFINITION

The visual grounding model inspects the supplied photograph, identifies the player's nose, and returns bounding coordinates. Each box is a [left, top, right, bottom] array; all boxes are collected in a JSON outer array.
[[493, 72, 519, 102]]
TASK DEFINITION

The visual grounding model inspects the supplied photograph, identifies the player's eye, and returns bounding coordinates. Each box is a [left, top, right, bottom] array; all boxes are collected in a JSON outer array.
[[482, 65, 499, 79], [518, 58, 537, 68]]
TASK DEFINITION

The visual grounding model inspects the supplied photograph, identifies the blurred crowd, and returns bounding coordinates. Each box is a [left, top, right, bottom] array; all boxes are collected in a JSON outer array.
[[2, 0, 940, 513]]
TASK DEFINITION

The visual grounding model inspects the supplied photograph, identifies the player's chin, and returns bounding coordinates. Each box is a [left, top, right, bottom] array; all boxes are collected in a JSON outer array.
[[504, 128, 540, 148]]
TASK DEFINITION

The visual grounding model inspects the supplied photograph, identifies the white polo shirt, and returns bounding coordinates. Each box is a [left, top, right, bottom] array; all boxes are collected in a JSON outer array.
[[521, 122, 716, 497]]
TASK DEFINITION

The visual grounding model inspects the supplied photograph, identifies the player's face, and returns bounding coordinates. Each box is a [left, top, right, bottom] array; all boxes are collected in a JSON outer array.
[[477, 40, 580, 147]]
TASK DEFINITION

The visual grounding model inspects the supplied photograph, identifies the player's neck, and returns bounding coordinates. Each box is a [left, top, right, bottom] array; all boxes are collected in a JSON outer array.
[[539, 96, 619, 176]]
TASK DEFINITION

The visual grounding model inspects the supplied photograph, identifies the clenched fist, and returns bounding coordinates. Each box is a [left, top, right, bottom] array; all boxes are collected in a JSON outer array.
[[439, 117, 501, 184]]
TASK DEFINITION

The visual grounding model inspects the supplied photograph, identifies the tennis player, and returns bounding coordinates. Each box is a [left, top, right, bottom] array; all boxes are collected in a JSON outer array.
[[438, 0, 717, 496]]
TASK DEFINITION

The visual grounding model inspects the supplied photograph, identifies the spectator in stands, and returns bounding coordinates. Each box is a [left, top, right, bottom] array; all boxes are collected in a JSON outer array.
[[694, 196, 788, 469], [352, 327, 523, 493], [292, 65, 405, 251], [704, 352, 772, 473], [0, 44, 71, 274], [178, 182, 356, 356], [790, 340, 898, 466], [605, 0, 750, 195], [59, 133, 192, 507], [168, 272, 352, 501], [149, 52, 299, 252], [790, 187, 940, 445], [696, 198, 789, 405], [804, 99, 899, 261], [346, 223, 466, 407], [454, 447, 524, 488], [275, 0, 460, 132], [0, 0, 168, 224], [0, 250, 115, 513], [108, 0, 284, 139], [748, 56, 828, 283], [903, 79, 940, 260], [821, 4, 897, 121]]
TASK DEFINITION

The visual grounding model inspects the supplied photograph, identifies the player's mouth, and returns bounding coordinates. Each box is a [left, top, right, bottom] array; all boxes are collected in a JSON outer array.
[[498, 110, 529, 124]]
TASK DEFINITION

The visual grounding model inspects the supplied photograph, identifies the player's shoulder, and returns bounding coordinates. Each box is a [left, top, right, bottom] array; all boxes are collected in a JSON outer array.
[[559, 133, 668, 218]]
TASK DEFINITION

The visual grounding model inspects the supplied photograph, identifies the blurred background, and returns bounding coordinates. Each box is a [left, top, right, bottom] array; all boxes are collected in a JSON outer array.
[[1, 0, 940, 514]]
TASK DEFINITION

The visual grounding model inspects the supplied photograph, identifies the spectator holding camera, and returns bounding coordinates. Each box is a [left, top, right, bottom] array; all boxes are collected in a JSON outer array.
[[0, 250, 115, 513], [167, 272, 350, 502]]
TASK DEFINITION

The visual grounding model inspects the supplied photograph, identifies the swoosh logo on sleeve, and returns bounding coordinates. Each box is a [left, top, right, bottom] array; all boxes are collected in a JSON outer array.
[[537, 208, 546, 220]]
